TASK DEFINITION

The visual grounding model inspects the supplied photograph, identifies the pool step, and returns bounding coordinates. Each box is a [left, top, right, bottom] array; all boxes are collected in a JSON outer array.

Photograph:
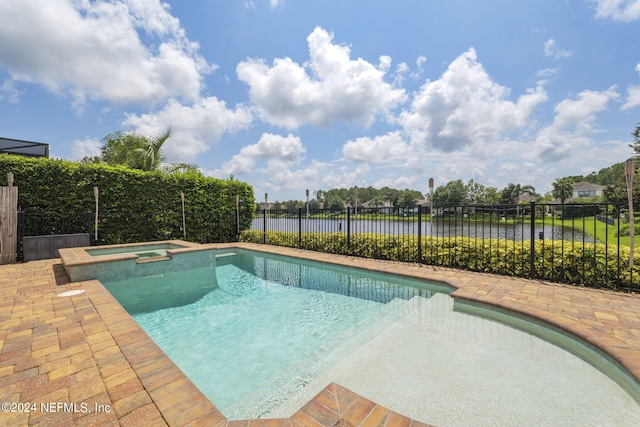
[[262, 295, 442, 418], [227, 296, 425, 419]]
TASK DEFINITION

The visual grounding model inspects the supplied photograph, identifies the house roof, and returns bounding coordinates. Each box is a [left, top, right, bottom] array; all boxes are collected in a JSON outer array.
[[360, 200, 394, 208], [517, 193, 537, 203], [572, 181, 606, 191]]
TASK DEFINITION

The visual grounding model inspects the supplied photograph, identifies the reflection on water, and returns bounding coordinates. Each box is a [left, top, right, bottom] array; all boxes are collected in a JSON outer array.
[[252, 217, 595, 242]]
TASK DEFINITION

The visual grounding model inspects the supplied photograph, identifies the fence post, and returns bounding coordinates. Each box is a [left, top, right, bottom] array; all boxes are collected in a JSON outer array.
[[85, 212, 92, 243], [0, 173, 18, 264], [417, 206, 422, 263], [17, 210, 24, 261], [298, 208, 302, 247], [262, 209, 266, 244], [347, 207, 351, 251], [530, 201, 536, 279]]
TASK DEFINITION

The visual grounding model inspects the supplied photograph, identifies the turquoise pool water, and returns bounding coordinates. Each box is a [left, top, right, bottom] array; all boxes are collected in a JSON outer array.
[[134, 265, 389, 417], [103, 250, 640, 425], [106, 251, 441, 418]]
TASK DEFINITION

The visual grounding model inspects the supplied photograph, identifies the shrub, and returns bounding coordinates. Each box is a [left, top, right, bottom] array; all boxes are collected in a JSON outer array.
[[0, 154, 254, 244]]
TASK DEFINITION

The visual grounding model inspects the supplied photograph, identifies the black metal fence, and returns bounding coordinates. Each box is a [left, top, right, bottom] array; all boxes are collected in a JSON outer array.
[[17, 210, 237, 261], [16, 202, 640, 290], [247, 202, 639, 291]]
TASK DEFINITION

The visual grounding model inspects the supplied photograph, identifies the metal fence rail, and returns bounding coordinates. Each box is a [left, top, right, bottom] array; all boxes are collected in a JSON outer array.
[[249, 202, 638, 291]]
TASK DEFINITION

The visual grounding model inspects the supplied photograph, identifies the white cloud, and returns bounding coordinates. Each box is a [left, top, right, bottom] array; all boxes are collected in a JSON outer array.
[[534, 87, 620, 161], [544, 39, 572, 60], [537, 68, 559, 77], [622, 85, 640, 110], [399, 48, 547, 152], [269, 0, 283, 8], [342, 131, 411, 163], [622, 63, 640, 110], [215, 133, 305, 177], [122, 97, 253, 160], [0, 79, 22, 103], [0, 0, 213, 107], [589, 0, 640, 21], [212, 134, 338, 194], [319, 164, 371, 191], [236, 26, 406, 128], [71, 137, 101, 160], [371, 173, 423, 191], [260, 160, 323, 193]]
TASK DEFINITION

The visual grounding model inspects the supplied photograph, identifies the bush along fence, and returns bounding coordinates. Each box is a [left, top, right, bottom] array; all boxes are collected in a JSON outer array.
[[242, 202, 640, 291], [1, 154, 255, 260]]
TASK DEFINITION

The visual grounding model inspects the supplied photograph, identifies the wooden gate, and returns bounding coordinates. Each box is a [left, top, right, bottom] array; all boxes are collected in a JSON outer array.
[[0, 172, 18, 264]]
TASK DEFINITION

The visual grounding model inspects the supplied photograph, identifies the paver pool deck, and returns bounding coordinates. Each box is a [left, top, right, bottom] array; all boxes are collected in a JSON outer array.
[[1, 242, 639, 426]]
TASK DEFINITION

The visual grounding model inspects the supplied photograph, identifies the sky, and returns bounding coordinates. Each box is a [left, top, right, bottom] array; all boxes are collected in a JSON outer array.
[[1, 0, 640, 203]]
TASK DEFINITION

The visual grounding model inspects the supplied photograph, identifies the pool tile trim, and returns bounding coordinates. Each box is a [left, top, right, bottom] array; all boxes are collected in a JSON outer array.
[[1, 242, 640, 426]]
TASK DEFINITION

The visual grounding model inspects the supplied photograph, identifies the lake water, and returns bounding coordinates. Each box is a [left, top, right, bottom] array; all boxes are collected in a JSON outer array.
[[251, 217, 595, 242]]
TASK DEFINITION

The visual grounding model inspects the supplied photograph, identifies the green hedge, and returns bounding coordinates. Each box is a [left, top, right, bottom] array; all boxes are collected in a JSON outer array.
[[0, 154, 255, 244], [239, 230, 640, 290]]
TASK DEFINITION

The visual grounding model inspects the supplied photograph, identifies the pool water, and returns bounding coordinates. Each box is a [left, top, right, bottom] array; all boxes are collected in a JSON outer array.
[[105, 250, 640, 424], [125, 253, 440, 419], [134, 265, 388, 417]]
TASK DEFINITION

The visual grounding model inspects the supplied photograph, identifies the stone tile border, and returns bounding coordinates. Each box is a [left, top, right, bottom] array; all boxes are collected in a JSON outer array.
[[1, 242, 639, 426]]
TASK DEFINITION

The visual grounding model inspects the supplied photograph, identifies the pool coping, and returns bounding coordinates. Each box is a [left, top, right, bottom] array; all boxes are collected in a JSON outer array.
[[1, 242, 639, 426]]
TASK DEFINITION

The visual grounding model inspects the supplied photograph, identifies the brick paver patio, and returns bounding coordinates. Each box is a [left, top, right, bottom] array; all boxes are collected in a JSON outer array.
[[1, 242, 639, 426]]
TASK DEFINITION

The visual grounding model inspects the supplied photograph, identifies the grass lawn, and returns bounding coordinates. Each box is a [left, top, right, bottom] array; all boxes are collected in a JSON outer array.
[[537, 216, 640, 247]]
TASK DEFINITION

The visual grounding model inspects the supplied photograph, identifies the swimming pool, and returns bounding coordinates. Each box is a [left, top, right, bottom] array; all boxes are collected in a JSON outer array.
[[102, 248, 640, 425]]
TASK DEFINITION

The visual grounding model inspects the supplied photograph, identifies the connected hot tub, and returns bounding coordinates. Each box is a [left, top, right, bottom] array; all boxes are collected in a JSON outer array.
[[58, 240, 215, 282]]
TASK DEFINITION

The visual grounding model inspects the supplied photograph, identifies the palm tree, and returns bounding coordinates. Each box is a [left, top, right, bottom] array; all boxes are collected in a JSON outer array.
[[384, 191, 399, 208], [162, 162, 202, 175], [99, 128, 171, 171], [552, 178, 574, 219], [499, 183, 536, 204], [313, 190, 325, 208], [369, 196, 385, 208], [135, 128, 170, 171]]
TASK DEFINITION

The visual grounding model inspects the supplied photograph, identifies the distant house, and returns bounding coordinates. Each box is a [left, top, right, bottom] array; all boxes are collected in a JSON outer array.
[[359, 200, 393, 214], [360, 200, 393, 209], [517, 193, 537, 204], [571, 181, 606, 199], [550, 181, 606, 204]]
